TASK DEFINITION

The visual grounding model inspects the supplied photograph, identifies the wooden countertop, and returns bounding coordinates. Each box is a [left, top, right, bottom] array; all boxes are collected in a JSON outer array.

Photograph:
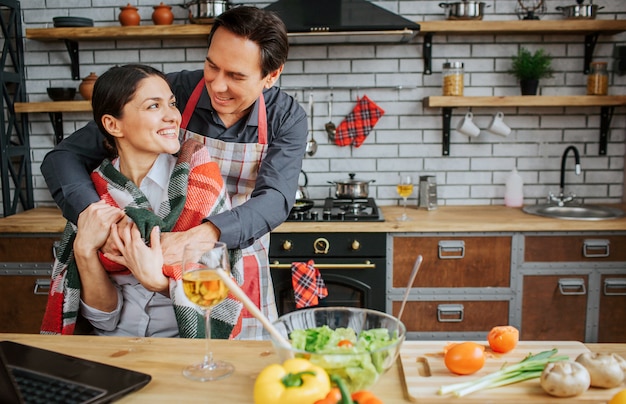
[[2, 205, 626, 234], [1, 333, 624, 403]]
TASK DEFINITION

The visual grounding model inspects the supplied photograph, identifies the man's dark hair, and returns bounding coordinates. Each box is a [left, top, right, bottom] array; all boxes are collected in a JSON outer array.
[[209, 6, 289, 78]]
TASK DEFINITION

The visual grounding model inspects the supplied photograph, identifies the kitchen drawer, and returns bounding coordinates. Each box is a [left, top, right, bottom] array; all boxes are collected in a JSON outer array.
[[521, 274, 588, 341], [524, 235, 626, 262], [0, 274, 50, 333], [391, 300, 509, 333], [598, 274, 626, 343], [392, 236, 511, 288], [0, 235, 59, 262]]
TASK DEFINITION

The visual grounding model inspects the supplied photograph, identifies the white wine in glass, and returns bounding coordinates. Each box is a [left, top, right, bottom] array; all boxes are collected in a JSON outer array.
[[396, 175, 414, 221], [181, 241, 234, 381]]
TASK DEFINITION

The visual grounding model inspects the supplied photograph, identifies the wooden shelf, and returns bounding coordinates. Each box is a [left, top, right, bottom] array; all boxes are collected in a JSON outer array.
[[423, 96, 626, 157], [14, 100, 91, 113], [418, 20, 626, 35], [25, 24, 214, 41], [425, 95, 626, 108]]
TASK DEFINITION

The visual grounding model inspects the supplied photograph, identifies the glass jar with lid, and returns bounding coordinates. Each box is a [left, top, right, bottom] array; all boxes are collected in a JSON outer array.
[[442, 62, 464, 96], [587, 62, 608, 95]]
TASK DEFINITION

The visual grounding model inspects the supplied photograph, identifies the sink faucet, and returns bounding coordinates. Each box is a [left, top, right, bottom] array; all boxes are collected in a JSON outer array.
[[548, 145, 581, 206]]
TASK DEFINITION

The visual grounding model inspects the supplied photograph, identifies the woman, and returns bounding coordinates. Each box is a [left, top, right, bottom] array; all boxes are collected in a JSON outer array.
[[41, 64, 243, 338]]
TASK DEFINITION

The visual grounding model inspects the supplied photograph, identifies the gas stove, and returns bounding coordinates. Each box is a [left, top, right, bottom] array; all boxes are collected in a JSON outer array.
[[287, 198, 384, 222]]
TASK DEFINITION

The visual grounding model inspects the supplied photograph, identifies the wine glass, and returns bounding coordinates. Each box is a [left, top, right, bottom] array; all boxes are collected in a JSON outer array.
[[181, 241, 234, 381], [396, 174, 414, 221]]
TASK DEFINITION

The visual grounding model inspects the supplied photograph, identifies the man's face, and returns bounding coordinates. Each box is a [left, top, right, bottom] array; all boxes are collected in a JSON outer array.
[[203, 27, 281, 126]]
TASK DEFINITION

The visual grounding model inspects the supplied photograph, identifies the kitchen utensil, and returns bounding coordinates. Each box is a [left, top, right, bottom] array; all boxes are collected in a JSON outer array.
[[419, 175, 438, 210], [439, 1, 489, 20], [486, 111, 511, 137], [179, 0, 230, 24], [556, 3, 603, 19], [305, 93, 318, 156], [516, 0, 546, 19], [399, 340, 622, 402], [325, 93, 336, 140], [52, 16, 93, 27], [46, 87, 76, 101], [213, 267, 291, 348], [397, 255, 423, 322], [295, 170, 309, 200], [291, 198, 314, 212], [456, 111, 480, 137], [328, 173, 375, 199]]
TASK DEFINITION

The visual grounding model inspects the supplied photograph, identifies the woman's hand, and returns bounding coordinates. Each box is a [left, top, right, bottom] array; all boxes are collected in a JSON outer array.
[[105, 223, 169, 293]]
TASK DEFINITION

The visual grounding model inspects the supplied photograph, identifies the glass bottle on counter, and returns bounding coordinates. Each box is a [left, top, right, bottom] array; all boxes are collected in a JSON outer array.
[[442, 62, 464, 96], [587, 62, 608, 95]]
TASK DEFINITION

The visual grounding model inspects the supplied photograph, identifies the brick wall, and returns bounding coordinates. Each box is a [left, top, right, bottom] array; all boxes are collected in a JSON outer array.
[[19, 0, 626, 208]]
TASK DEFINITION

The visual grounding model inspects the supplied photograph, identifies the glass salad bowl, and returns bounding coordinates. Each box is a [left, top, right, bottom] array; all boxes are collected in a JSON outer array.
[[270, 307, 406, 392]]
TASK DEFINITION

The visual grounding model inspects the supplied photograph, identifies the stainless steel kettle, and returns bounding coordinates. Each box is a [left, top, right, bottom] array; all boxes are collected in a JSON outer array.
[[295, 170, 310, 200]]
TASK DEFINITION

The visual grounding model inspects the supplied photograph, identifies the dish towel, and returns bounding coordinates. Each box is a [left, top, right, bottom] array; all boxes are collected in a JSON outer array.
[[291, 260, 328, 309], [334, 95, 385, 148]]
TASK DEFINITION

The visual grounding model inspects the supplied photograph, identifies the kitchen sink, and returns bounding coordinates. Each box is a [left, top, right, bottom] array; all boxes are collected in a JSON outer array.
[[522, 204, 625, 221]]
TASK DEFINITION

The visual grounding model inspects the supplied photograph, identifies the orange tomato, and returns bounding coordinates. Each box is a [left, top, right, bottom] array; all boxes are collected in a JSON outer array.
[[444, 342, 486, 375], [337, 339, 354, 348], [487, 325, 519, 353]]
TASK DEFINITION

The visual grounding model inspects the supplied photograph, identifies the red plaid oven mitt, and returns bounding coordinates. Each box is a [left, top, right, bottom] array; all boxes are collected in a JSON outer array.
[[291, 259, 328, 309], [334, 95, 385, 148]]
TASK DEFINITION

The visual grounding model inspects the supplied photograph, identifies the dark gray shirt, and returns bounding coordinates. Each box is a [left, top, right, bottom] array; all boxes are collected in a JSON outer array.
[[40, 69, 307, 248]]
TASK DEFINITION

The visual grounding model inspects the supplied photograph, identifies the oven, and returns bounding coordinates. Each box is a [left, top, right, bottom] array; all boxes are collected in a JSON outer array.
[[269, 232, 386, 316]]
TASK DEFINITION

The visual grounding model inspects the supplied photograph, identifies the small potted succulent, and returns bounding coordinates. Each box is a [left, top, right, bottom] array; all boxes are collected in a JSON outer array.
[[508, 47, 554, 95]]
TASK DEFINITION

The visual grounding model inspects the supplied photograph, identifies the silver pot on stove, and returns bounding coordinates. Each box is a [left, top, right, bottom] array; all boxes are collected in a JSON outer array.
[[328, 173, 375, 199]]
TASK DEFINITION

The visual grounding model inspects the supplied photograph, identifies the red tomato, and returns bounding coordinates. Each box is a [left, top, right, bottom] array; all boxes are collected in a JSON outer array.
[[444, 342, 486, 375], [487, 325, 519, 353], [337, 339, 353, 348]]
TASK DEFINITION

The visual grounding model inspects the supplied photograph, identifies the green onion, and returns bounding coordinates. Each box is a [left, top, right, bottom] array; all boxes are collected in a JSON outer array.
[[438, 348, 569, 397]]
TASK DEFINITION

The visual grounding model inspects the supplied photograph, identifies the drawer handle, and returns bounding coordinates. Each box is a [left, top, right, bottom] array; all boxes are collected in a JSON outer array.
[[583, 239, 610, 258], [437, 304, 464, 322], [603, 278, 626, 296], [438, 240, 465, 259], [269, 261, 375, 269], [34, 279, 51, 295], [558, 278, 586, 296]]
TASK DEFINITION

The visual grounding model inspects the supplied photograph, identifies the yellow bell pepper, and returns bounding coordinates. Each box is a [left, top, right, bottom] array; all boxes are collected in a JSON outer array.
[[254, 358, 331, 404]]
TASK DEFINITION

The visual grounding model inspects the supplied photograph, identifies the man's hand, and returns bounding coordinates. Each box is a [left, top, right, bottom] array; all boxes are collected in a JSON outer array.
[[74, 201, 125, 254], [160, 222, 221, 265]]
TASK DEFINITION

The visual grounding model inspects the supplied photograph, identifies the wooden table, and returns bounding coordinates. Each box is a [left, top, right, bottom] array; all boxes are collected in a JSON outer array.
[[1, 333, 624, 403]]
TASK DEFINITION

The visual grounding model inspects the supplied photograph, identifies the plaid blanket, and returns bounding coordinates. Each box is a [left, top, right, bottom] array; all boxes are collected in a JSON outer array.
[[40, 139, 243, 339]]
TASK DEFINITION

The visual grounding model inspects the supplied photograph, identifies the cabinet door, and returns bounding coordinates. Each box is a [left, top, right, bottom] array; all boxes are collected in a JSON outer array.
[[0, 275, 50, 333], [598, 274, 626, 343], [393, 236, 511, 288], [522, 275, 588, 341], [392, 300, 509, 333]]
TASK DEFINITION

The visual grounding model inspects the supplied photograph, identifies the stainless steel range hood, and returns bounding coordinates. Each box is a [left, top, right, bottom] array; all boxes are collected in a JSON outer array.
[[264, 0, 420, 44]]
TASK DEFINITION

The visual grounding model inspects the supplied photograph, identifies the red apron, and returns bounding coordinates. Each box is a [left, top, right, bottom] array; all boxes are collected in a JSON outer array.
[[180, 80, 277, 340]]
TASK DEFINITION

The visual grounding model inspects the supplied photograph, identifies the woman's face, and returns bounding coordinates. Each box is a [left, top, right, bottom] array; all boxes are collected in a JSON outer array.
[[113, 75, 181, 157], [203, 27, 282, 127]]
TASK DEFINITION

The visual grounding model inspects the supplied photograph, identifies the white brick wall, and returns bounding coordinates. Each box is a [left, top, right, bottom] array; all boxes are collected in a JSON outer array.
[[15, 0, 626, 210]]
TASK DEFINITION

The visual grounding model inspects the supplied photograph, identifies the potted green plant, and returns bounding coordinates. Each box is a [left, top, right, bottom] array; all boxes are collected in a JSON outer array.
[[508, 47, 554, 95]]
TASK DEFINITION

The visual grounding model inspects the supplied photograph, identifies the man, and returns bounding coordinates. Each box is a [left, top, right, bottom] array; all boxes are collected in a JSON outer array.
[[40, 6, 308, 339]]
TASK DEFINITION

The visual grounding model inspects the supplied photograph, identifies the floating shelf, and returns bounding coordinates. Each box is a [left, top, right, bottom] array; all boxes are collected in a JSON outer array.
[[423, 96, 626, 156]]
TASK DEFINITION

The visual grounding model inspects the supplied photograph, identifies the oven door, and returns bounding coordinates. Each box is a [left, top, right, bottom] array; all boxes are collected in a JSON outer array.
[[270, 257, 386, 316]]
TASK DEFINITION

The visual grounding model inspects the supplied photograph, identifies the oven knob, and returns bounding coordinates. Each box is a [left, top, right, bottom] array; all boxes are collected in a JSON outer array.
[[351, 240, 361, 251], [282, 240, 293, 251], [323, 210, 332, 220], [310, 211, 319, 220], [338, 211, 345, 220]]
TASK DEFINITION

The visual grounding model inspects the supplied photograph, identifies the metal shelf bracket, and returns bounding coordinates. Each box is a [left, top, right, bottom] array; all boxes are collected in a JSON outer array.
[[583, 33, 599, 74], [442, 107, 453, 156], [599, 106, 614, 155], [48, 112, 64, 145], [423, 33, 433, 75], [64, 39, 80, 80]]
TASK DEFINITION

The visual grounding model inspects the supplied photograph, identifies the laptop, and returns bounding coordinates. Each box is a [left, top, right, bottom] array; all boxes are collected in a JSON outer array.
[[0, 340, 151, 404]]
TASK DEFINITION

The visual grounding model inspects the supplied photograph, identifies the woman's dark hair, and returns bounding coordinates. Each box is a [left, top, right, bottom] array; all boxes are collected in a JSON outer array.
[[91, 64, 168, 157], [209, 6, 289, 78]]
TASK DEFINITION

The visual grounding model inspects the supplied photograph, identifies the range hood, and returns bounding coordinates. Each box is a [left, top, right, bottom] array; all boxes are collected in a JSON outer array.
[[264, 0, 420, 44]]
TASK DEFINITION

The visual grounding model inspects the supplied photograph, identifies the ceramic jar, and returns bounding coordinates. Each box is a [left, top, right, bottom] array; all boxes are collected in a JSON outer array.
[[152, 2, 174, 25], [119, 3, 140, 26], [79, 72, 98, 100]]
